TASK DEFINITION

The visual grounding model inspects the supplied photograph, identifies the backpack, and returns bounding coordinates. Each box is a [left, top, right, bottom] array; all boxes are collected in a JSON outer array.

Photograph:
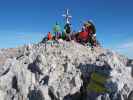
[[87, 21, 96, 34]]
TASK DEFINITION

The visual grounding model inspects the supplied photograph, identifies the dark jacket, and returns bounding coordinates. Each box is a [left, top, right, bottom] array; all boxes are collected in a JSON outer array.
[[64, 24, 71, 34]]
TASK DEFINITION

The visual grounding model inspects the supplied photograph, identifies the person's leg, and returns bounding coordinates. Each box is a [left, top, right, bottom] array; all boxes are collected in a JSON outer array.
[[55, 32, 58, 40], [92, 36, 96, 47], [68, 33, 71, 41], [66, 33, 70, 41], [57, 32, 60, 39], [88, 36, 93, 47]]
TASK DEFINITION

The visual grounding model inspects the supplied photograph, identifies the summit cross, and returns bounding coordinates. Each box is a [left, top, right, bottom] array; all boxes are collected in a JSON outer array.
[[62, 9, 72, 24]]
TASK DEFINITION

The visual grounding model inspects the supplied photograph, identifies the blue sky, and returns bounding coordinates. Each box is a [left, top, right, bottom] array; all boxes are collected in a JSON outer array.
[[0, 0, 133, 58]]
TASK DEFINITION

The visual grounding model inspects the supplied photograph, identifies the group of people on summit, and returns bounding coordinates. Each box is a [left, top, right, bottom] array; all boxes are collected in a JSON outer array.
[[46, 21, 98, 48], [43, 9, 99, 48]]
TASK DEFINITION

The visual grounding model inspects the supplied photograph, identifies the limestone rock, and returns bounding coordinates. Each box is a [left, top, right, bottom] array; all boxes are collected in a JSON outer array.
[[0, 41, 132, 100]]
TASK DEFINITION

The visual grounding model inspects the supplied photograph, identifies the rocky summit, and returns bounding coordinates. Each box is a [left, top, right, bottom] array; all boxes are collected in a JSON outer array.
[[0, 41, 133, 100]]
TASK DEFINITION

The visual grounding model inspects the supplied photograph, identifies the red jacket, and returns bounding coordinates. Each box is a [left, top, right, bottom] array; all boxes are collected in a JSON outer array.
[[48, 32, 52, 40], [79, 31, 89, 41]]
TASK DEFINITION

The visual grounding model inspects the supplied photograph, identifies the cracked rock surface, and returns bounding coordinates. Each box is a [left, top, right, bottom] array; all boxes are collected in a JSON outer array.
[[0, 41, 133, 100]]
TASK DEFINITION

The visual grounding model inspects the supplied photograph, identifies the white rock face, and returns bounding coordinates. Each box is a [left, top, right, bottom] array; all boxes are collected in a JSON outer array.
[[0, 41, 133, 100]]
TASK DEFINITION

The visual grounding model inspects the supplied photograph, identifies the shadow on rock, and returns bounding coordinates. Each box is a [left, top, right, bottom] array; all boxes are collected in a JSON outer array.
[[39, 75, 49, 85], [127, 59, 133, 78], [128, 91, 133, 100], [12, 76, 19, 92], [28, 89, 44, 100], [28, 62, 43, 75], [63, 92, 82, 100], [77, 62, 120, 100]]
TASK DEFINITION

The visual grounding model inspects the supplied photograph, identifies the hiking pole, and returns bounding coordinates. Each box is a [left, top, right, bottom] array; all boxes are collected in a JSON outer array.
[[44, 37, 47, 52], [45, 41, 47, 52]]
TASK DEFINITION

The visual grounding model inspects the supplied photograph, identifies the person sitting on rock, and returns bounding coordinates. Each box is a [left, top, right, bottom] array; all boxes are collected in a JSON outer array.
[[84, 20, 97, 47], [47, 32, 53, 40], [53, 22, 61, 40], [47, 32, 54, 47]]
